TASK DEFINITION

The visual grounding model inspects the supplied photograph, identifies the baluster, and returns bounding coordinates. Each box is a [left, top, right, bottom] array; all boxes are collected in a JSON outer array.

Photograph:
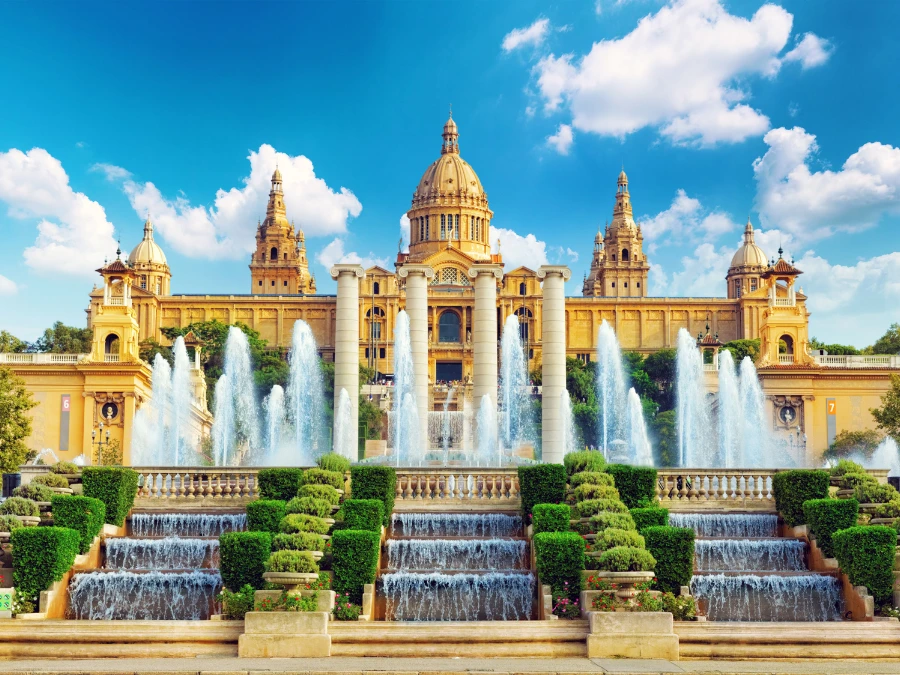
[[395, 475, 404, 503], [402, 474, 413, 500], [424, 474, 434, 500], [186, 471, 197, 500], [223, 472, 234, 500], [491, 474, 501, 500], [455, 473, 465, 500], [511, 474, 520, 500]]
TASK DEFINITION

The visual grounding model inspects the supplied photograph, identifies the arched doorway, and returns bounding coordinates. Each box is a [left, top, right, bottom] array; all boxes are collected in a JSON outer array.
[[104, 333, 120, 356], [438, 311, 461, 343]]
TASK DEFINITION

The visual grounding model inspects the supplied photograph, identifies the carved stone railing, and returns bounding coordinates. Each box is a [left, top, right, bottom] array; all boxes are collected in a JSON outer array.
[[394, 469, 521, 511], [657, 469, 778, 511], [134, 468, 268, 506], [0, 353, 85, 364]]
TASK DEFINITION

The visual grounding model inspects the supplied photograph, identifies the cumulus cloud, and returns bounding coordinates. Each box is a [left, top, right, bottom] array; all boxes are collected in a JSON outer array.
[[546, 124, 574, 155], [0, 147, 118, 276], [494, 226, 550, 271], [529, 0, 809, 146], [0, 274, 18, 295], [122, 143, 362, 259], [753, 127, 900, 241], [665, 242, 735, 297], [399, 214, 410, 252], [315, 238, 388, 271], [502, 18, 550, 52], [640, 189, 738, 242], [783, 32, 833, 69], [90, 163, 132, 181]]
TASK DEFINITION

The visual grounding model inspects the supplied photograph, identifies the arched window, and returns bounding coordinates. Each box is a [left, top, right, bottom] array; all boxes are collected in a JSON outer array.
[[425, 215, 430, 240], [367, 307, 385, 340], [514, 307, 533, 341], [104, 333, 120, 355], [622, 248, 629, 261], [519, 282, 526, 296], [780, 334, 795, 354], [270, 247, 278, 260], [438, 311, 461, 343], [373, 282, 380, 295]]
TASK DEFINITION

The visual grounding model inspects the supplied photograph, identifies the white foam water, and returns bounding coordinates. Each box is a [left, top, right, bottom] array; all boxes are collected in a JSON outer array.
[[387, 539, 527, 571], [669, 513, 778, 538], [68, 571, 220, 620], [694, 539, 806, 572], [391, 513, 522, 538], [129, 513, 246, 538], [691, 573, 842, 621], [105, 537, 219, 570]]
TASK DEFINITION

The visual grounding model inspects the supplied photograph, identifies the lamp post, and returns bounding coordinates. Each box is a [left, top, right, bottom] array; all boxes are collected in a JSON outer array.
[[92, 409, 114, 465]]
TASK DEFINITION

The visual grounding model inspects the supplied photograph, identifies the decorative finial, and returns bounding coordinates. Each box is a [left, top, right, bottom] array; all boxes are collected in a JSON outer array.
[[496, 237, 501, 253], [778, 245, 784, 259], [116, 239, 121, 259], [448, 103, 452, 119]]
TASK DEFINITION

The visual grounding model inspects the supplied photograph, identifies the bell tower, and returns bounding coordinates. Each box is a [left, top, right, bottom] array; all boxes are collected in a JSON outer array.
[[250, 168, 317, 294]]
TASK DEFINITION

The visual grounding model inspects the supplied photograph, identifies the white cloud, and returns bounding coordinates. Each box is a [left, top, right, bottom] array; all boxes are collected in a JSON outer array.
[[123, 143, 362, 260], [565, 247, 579, 263], [753, 127, 900, 241], [0, 147, 118, 276], [665, 242, 734, 296], [530, 0, 804, 146], [788, 102, 800, 117], [315, 238, 389, 271], [494, 226, 549, 271], [0, 274, 18, 295], [783, 32, 833, 70], [399, 214, 410, 253], [640, 189, 738, 242], [546, 124, 574, 155], [90, 163, 132, 181], [502, 18, 550, 53]]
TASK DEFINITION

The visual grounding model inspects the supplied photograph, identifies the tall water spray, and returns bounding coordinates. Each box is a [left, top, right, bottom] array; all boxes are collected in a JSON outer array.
[[333, 388, 355, 460], [739, 356, 771, 466], [391, 311, 417, 465], [262, 385, 286, 463], [210, 327, 260, 465], [865, 437, 900, 476], [476, 395, 499, 467], [498, 315, 533, 451], [212, 375, 234, 466], [286, 320, 326, 463], [675, 328, 712, 467], [170, 337, 192, 465], [626, 387, 653, 465], [441, 388, 455, 459], [595, 320, 628, 454], [717, 350, 742, 467], [560, 390, 579, 456]]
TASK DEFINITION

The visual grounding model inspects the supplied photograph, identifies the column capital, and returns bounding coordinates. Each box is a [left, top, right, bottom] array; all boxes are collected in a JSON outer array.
[[397, 264, 435, 280], [466, 263, 504, 281], [537, 265, 572, 281], [330, 264, 365, 280]]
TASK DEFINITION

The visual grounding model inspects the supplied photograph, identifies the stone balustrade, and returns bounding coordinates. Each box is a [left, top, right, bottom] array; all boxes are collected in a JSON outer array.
[[0, 353, 86, 364], [656, 469, 777, 510], [813, 353, 900, 368], [393, 469, 521, 511]]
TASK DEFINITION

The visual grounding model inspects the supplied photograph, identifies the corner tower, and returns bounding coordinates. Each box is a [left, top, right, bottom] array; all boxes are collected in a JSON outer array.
[[250, 168, 316, 294], [726, 218, 768, 298], [128, 218, 171, 296]]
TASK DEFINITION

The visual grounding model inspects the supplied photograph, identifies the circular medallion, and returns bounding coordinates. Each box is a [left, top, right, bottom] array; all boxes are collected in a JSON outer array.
[[101, 402, 119, 420], [779, 405, 796, 425]]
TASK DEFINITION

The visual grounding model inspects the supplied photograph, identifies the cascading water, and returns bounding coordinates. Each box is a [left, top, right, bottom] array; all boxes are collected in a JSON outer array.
[[287, 320, 326, 463], [212, 375, 235, 466], [391, 513, 522, 538], [333, 388, 355, 460], [148, 354, 172, 463], [865, 437, 900, 476], [170, 337, 193, 465], [560, 390, 579, 456], [263, 385, 286, 463], [669, 513, 778, 538], [387, 539, 526, 570], [626, 387, 652, 465], [105, 537, 219, 570], [442, 388, 455, 459], [717, 350, 742, 467], [211, 327, 260, 465], [694, 539, 806, 572], [391, 311, 417, 465], [382, 572, 534, 621], [739, 356, 774, 466], [130, 513, 246, 537], [476, 395, 499, 467], [676, 328, 712, 467], [499, 315, 534, 452], [596, 320, 627, 455]]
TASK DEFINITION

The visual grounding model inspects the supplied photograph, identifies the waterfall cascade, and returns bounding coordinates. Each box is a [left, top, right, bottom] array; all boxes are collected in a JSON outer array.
[[381, 512, 533, 620]]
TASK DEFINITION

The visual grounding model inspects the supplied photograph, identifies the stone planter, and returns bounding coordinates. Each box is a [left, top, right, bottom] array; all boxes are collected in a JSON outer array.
[[837, 489, 855, 498], [322, 518, 335, 527], [586, 611, 678, 659], [13, 515, 40, 527], [859, 503, 881, 515], [262, 572, 320, 592], [238, 611, 331, 657], [48, 487, 73, 496], [871, 518, 896, 526], [590, 571, 656, 604]]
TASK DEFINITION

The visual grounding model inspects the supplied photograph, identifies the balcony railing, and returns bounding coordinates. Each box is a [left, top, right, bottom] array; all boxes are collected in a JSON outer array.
[[107, 296, 125, 305], [778, 354, 794, 364], [0, 353, 86, 364], [813, 354, 900, 368], [772, 298, 795, 307], [104, 354, 120, 363]]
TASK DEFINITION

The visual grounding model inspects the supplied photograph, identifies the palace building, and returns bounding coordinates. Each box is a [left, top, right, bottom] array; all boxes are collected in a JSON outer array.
[[4, 113, 898, 463]]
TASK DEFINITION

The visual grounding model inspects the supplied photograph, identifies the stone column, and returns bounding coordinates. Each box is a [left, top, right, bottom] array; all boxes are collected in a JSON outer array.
[[467, 264, 504, 408], [538, 266, 571, 464], [398, 264, 433, 453], [330, 264, 364, 459]]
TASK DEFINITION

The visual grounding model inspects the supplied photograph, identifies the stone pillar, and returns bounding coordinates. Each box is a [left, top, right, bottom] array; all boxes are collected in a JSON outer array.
[[398, 264, 434, 453], [330, 264, 364, 459], [538, 266, 571, 464], [467, 264, 504, 408]]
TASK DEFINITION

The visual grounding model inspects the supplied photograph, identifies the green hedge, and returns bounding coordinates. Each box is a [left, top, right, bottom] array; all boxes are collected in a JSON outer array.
[[642, 526, 694, 594], [349, 466, 396, 526], [596, 527, 644, 551], [299, 483, 341, 506], [573, 484, 620, 503], [286, 496, 332, 518], [257, 468, 304, 501], [532, 504, 571, 534], [772, 470, 829, 527], [833, 525, 896, 603], [302, 468, 344, 491], [316, 452, 351, 474], [219, 531, 271, 591], [518, 464, 566, 516], [332, 529, 381, 604], [342, 499, 384, 533], [597, 546, 656, 572], [280, 513, 330, 534], [563, 450, 607, 476], [606, 464, 658, 509], [630, 507, 669, 532], [50, 495, 106, 554], [246, 499, 286, 533], [569, 471, 614, 488], [575, 498, 629, 518], [589, 511, 636, 532], [11, 526, 80, 602], [81, 467, 139, 527], [534, 531, 585, 601], [804, 498, 859, 559]]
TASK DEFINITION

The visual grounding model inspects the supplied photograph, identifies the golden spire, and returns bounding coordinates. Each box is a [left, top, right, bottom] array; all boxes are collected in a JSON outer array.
[[442, 108, 459, 155]]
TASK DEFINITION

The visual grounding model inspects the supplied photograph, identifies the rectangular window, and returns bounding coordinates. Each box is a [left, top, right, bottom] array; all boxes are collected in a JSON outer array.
[[156, 281, 161, 294], [371, 323, 382, 339], [454, 214, 459, 238], [258, 280, 263, 286], [380, 347, 386, 359], [441, 214, 446, 239], [140, 276, 147, 290], [612, 282, 616, 287], [637, 282, 641, 288], [750, 278, 757, 291], [624, 282, 628, 288], [425, 215, 430, 240], [284, 280, 288, 287], [419, 218, 425, 241], [271, 280, 275, 287], [365, 348, 370, 358], [735, 280, 742, 298]]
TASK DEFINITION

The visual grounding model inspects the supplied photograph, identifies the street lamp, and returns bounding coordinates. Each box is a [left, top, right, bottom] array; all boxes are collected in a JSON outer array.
[[92, 409, 114, 465]]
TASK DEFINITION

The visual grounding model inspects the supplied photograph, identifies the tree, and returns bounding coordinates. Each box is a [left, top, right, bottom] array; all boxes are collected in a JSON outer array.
[[565, 357, 596, 405], [871, 324, 900, 355], [0, 331, 26, 353], [809, 337, 860, 355], [359, 398, 384, 441], [872, 374, 900, 443], [572, 401, 599, 448], [823, 429, 884, 461], [650, 410, 677, 467], [643, 349, 677, 412], [722, 339, 761, 364], [0, 366, 37, 473], [31, 321, 92, 353], [139, 338, 171, 364]]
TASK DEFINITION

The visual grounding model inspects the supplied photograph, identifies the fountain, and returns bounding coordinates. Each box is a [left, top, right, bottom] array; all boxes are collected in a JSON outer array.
[[441, 387, 455, 460], [717, 350, 742, 467], [211, 327, 260, 465], [694, 539, 806, 572], [391, 311, 418, 465], [676, 328, 712, 467], [212, 375, 235, 466], [170, 337, 192, 465], [392, 513, 522, 538], [475, 395, 499, 467], [739, 356, 772, 466], [262, 385, 286, 463], [105, 537, 219, 570], [560, 390, 579, 457], [499, 315, 534, 453], [595, 320, 627, 455], [286, 320, 326, 463], [865, 437, 900, 475], [333, 388, 355, 460], [626, 387, 652, 465], [130, 513, 246, 537]]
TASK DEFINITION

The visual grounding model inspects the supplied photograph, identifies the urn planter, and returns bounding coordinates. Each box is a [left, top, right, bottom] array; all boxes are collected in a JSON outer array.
[[262, 572, 320, 592], [591, 571, 655, 604], [14, 515, 40, 527]]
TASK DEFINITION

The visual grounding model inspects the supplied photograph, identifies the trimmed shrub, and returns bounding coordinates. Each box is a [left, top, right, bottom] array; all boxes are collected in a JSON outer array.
[[281, 513, 330, 535], [772, 469, 829, 527], [286, 496, 332, 519], [0, 496, 39, 517], [266, 549, 319, 574], [534, 531, 585, 600], [49, 461, 80, 475], [573, 484, 620, 503], [302, 468, 344, 491], [32, 473, 70, 488], [218, 584, 255, 619], [219, 531, 271, 591], [272, 532, 325, 552], [606, 464, 658, 509], [642, 526, 694, 594], [829, 459, 865, 477], [569, 471, 614, 488], [630, 507, 669, 531], [518, 464, 567, 516], [833, 525, 896, 602], [342, 499, 384, 533], [50, 495, 105, 554], [596, 527, 644, 551], [12, 483, 55, 502], [316, 452, 351, 474], [589, 511, 636, 532], [532, 504, 571, 534], [875, 499, 900, 519], [257, 468, 304, 502], [597, 546, 656, 572], [349, 466, 397, 526], [82, 467, 139, 526], [576, 498, 629, 518], [804, 498, 859, 559], [299, 483, 341, 506], [0, 515, 22, 532], [246, 500, 287, 533], [332, 529, 381, 603], [11, 526, 80, 602], [563, 450, 606, 476], [841, 472, 877, 490], [855, 482, 898, 505]]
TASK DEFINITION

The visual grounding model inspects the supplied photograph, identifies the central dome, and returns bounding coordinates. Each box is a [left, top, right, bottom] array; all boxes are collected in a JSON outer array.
[[415, 154, 485, 201], [129, 218, 167, 265], [730, 219, 767, 268]]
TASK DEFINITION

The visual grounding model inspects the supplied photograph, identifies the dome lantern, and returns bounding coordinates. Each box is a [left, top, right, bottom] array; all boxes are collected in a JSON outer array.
[[441, 108, 459, 155]]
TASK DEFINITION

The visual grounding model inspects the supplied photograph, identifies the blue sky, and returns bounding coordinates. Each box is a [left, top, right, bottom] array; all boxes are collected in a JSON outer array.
[[1, 0, 898, 347]]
